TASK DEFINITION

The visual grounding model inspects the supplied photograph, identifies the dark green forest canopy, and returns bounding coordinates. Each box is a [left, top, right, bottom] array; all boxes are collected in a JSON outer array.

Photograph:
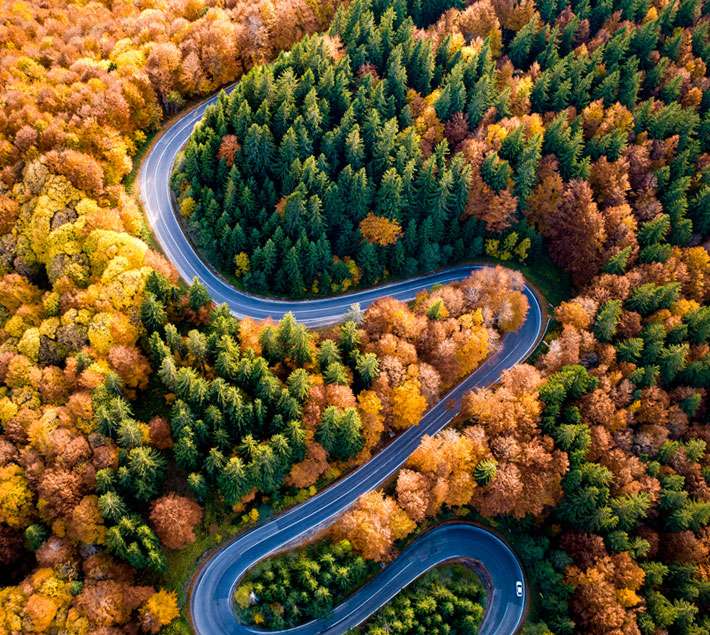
[[174, 0, 481, 297], [173, 0, 708, 297]]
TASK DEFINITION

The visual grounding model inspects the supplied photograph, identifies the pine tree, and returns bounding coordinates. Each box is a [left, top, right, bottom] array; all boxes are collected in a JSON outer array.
[[374, 168, 403, 219], [281, 248, 304, 298], [318, 339, 342, 370], [174, 428, 200, 471], [474, 458, 497, 486], [324, 362, 350, 385], [316, 407, 364, 460], [188, 279, 210, 311], [626, 282, 681, 316], [243, 123, 276, 175], [291, 325, 314, 367], [141, 294, 167, 333], [385, 46, 408, 110], [248, 443, 280, 493], [218, 456, 249, 505], [187, 473, 208, 501], [481, 153, 511, 193], [639, 214, 671, 246], [355, 352, 380, 387], [435, 64, 466, 121], [593, 300, 622, 342], [145, 271, 174, 303], [358, 242, 382, 286], [344, 125, 365, 170], [123, 447, 167, 503], [339, 321, 361, 355], [205, 447, 226, 478], [98, 491, 128, 522], [287, 369, 311, 402], [603, 246, 633, 274]]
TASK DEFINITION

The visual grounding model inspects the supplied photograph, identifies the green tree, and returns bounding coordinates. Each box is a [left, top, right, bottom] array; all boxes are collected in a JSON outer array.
[[24, 524, 48, 551], [316, 406, 364, 460], [474, 458, 497, 486], [339, 321, 361, 356], [287, 368, 311, 401], [120, 447, 167, 503], [140, 293, 167, 332], [317, 339, 342, 370], [603, 246, 633, 274], [218, 456, 249, 505], [355, 352, 380, 387], [593, 300, 623, 342], [626, 282, 681, 315], [324, 361, 350, 385], [188, 279, 211, 311], [98, 491, 128, 522]]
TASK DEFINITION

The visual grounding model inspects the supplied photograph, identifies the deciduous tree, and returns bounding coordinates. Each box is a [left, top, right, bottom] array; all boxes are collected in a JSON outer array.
[[149, 493, 203, 550]]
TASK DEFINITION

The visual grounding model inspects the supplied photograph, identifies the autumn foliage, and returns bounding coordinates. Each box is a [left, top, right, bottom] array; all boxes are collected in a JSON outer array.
[[139, 590, 180, 634], [359, 214, 403, 246], [149, 494, 203, 551], [330, 490, 415, 562], [0, 0, 707, 632], [0, 0, 344, 630]]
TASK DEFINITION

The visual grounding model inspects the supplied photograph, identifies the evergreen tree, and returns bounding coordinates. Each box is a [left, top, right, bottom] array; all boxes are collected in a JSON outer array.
[[474, 458, 497, 486], [315, 406, 364, 460], [355, 352, 380, 387], [141, 294, 167, 333], [593, 300, 622, 342], [626, 283, 681, 316], [121, 447, 167, 503], [287, 368, 311, 401], [188, 279, 211, 311], [218, 456, 249, 505]]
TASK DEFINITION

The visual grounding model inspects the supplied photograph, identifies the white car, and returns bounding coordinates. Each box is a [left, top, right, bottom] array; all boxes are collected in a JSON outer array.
[[516, 581, 524, 597]]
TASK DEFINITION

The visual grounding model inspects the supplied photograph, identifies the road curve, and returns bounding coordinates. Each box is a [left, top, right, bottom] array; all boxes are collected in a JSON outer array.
[[140, 88, 522, 328], [139, 89, 545, 634]]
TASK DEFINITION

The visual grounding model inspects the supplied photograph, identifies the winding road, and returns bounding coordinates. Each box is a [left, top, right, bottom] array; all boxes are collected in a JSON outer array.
[[139, 88, 547, 634]]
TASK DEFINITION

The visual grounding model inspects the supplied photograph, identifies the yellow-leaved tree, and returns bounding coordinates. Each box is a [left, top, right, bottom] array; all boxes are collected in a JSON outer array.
[[358, 214, 402, 246], [139, 590, 180, 634], [390, 378, 427, 429], [330, 490, 415, 561], [0, 464, 34, 528]]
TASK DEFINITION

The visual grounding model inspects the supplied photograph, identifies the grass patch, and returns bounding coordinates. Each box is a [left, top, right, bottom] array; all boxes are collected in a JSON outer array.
[[145, 498, 253, 633], [514, 258, 572, 308], [154, 500, 242, 599]]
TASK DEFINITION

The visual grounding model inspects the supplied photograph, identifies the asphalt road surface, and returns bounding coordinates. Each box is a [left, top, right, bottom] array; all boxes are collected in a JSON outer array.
[[139, 88, 544, 635]]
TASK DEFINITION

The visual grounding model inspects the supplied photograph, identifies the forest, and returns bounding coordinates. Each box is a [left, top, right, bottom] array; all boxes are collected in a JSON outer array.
[[175, 0, 707, 299], [238, 550, 485, 633], [235, 538, 378, 628], [0, 0, 707, 632], [356, 564, 486, 634]]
